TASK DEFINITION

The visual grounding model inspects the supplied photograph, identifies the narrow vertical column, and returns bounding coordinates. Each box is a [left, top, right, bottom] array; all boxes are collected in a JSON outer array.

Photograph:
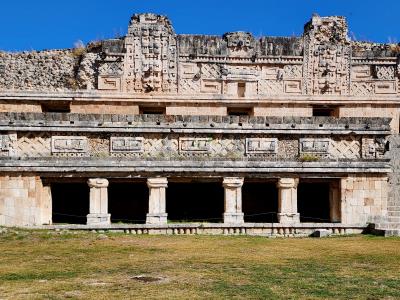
[[223, 177, 244, 224], [146, 177, 168, 224], [277, 178, 300, 224], [329, 181, 341, 222], [87, 178, 110, 225]]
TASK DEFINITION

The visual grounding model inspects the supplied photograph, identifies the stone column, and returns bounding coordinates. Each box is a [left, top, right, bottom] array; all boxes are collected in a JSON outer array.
[[146, 177, 168, 224], [87, 178, 111, 225], [329, 181, 341, 222], [223, 177, 244, 224], [277, 178, 300, 224]]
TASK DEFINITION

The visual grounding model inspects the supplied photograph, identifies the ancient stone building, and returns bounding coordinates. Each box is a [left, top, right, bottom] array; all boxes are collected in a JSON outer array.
[[0, 13, 399, 236]]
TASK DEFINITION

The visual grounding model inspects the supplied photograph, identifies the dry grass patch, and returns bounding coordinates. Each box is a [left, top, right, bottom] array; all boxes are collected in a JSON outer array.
[[0, 231, 399, 299]]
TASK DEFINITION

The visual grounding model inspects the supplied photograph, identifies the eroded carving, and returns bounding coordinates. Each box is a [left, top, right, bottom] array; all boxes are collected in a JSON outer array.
[[303, 15, 351, 95], [51, 136, 88, 153], [246, 138, 278, 154], [300, 138, 330, 154], [179, 137, 211, 153], [110, 137, 144, 153]]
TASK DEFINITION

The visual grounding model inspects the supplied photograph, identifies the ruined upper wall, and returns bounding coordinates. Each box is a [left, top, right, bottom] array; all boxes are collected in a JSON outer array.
[[0, 13, 399, 96]]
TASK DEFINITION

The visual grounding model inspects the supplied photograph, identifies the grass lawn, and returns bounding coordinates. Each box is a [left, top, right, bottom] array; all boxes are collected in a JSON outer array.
[[0, 230, 399, 299]]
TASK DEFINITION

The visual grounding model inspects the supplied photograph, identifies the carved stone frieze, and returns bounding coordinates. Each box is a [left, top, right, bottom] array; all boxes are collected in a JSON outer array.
[[283, 65, 302, 79], [299, 138, 330, 154], [0, 133, 17, 156], [51, 136, 88, 153], [245, 138, 278, 154], [303, 15, 351, 95], [179, 137, 211, 153], [223, 32, 255, 57], [123, 13, 178, 93], [110, 137, 144, 153], [374, 65, 395, 80], [362, 137, 388, 159]]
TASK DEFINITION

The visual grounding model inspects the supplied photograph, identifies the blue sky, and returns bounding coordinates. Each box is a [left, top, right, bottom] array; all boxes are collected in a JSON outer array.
[[0, 0, 398, 51]]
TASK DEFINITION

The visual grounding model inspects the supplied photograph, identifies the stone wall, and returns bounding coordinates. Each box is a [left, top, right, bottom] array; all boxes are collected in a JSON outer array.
[[0, 175, 51, 226], [0, 50, 76, 91], [387, 135, 400, 226], [70, 102, 139, 115], [341, 175, 388, 225], [0, 14, 398, 96]]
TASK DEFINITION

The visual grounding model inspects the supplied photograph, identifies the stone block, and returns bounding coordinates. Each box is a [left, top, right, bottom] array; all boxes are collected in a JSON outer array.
[[311, 229, 331, 238]]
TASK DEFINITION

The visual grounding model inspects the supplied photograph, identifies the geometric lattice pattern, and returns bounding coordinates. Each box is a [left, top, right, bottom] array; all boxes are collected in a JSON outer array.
[[201, 64, 221, 79], [258, 80, 284, 95], [350, 82, 374, 96], [16, 133, 51, 157], [179, 78, 200, 94], [283, 65, 302, 78], [329, 137, 361, 159]]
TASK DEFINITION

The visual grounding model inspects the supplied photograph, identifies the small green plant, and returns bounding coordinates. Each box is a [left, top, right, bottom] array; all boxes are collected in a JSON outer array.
[[299, 153, 319, 162]]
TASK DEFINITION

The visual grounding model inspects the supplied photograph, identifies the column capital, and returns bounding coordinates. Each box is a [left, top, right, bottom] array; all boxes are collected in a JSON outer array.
[[277, 177, 299, 189], [147, 177, 168, 188], [223, 177, 244, 188], [87, 178, 109, 188]]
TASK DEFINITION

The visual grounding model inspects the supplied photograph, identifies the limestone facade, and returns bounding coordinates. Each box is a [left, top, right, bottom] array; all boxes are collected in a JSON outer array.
[[0, 13, 398, 235]]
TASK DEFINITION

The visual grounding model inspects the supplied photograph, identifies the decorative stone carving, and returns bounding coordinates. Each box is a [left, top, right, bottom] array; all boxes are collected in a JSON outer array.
[[350, 82, 374, 96], [362, 137, 388, 159], [51, 136, 88, 153], [300, 138, 330, 154], [179, 137, 211, 153], [223, 32, 255, 56], [329, 138, 361, 159], [374, 82, 396, 94], [0, 133, 17, 156], [303, 15, 351, 95], [375, 65, 395, 80], [110, 137, 144, 153], [98, 76, 121, 91], [284, 80, 302, 93], [221, 65, 258, 81], [283, 65, 302, 78], [124, 13, 177, 93], [351, 65, 372, 80], [245, 138, 278, 154]]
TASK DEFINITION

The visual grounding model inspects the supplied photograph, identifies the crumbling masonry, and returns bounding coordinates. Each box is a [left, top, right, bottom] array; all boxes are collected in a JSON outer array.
[[0, 14, 399, 236]]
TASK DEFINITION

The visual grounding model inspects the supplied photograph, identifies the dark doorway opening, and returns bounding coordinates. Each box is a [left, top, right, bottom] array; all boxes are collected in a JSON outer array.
[[51, 182, 89, 224], [166, 181, 224, 222], [108, 182, 148, 224], [242, 181, 278, 223], [298, 182, 331, 223]]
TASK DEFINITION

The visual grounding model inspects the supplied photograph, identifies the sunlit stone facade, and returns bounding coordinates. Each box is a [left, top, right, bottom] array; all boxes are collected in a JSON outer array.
[[0, 14, 399, 236]]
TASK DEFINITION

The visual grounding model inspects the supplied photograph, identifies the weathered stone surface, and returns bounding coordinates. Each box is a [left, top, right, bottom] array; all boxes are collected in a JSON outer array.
[[0, 13, 397, 234]]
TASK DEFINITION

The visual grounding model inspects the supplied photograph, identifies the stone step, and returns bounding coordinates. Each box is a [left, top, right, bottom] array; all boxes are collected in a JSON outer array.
[[374, 223, 400, 230]]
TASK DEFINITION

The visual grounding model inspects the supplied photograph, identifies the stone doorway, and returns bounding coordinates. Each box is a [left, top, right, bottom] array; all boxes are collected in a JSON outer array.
[[166, 180, 224, 222], [108, 181, 148, 224], [242, 180, 278, 223], [51, 182, 89, 224], [298, 180, 340, 223]]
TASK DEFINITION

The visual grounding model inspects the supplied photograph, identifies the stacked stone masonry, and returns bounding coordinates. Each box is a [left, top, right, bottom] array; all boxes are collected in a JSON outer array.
[[0, 13, 399, 235]]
